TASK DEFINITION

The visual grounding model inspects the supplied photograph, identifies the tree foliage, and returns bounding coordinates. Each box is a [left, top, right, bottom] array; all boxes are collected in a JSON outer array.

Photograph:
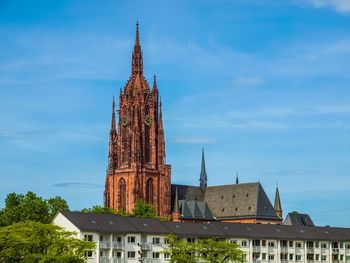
[[0, 221, 95, 263], [0, 192, 69, 226], [164, 234, 246, 263], [132, 200, 157, 218], [81, 200, 157, 218]]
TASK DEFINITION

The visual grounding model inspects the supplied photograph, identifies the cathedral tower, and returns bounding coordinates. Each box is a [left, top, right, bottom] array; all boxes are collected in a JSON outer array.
[[104, 23, 171, 217]]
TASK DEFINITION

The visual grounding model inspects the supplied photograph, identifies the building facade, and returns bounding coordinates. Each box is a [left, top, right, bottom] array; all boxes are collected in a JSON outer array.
[[104, 23, 171, 217], [54, 211, 350, 263]]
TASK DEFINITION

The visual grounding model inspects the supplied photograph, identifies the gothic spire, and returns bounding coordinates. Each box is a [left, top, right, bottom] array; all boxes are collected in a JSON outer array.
[[199, 148, 208, 191], [274, 185, 282, 218], [236, 172, 239, 184], [131, 21, 143, 75], [108, 96, 118, 171]]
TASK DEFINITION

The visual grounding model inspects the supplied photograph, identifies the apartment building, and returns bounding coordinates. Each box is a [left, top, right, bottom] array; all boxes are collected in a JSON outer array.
[[53, 211, 350, 263]]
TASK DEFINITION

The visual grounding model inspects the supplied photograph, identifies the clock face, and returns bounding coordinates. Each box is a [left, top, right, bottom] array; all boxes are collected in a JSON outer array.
[[145, 114, 153, 126], [121, 116, 128, 127]]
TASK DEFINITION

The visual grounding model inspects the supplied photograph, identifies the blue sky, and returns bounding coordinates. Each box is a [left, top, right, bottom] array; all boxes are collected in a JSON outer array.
[[1, 0, 350, 226]]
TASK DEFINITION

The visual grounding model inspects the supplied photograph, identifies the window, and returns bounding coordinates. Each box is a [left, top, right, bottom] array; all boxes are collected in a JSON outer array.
[[296, 255, 302, 261], [153, 252, 160, 259], [280, 253, 288, 260], [118, 178, 127, 210], [296, 242, 302, 248], [281, 240, 288, 247], [315, 241, 320, 248], [84, 235, 93, 242], [164, 253, 170, 259], [333, 242, 339, 249], [289, 254, 294, 260], [153, 237, 160, 244], [346, 244, 350, 249], [164, 238, 169, 244], [146, 178, 154, 204], [100, 235, 103, 241], [187, 238, 195, 243], [113, 251, 121, 258], [321, 255, 327, 261], [340, 255, 344, 261], [315, 254, 320, 261], [241, 240, 247, 247], [262, 253, 267, 260], [268, 241, 275, 247], [85, 251, 93, 258], [127, 236, 136, 243], [340, 242, 344, 249], [262, 240, 267, 247], [289, 241, 294, 248], [127, 251, 135, 258], [307, 241, 314, 248], [230, 240, 237, 244], [253, 253, 260, 260], [268, 254, 275, 260], [253, 240, 260, 247], [321, 243, 327, 249]]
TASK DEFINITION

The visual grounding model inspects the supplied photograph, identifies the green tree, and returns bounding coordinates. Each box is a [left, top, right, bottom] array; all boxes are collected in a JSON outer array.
[[81, 201, 156, 218], [164, 235, 198, 263], [47, 196, 69, 221], [0, 221, 95, 263], [164, 234, 246, 263], [132, 200, 157, 218], [81, 205, 118, 214], [0, 192, 69, 226]]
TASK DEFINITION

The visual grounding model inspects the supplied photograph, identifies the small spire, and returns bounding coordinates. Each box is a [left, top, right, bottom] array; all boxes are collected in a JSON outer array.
[[111, 96, 116, 131], [236, 172, 239, 184], [135, 20, 140, 46], [131, 21, 143, 75], [199, 148, 208, 191], [274, 185, 282, 218], [153, 74, 157, 88], [174, 187, 179, 213]]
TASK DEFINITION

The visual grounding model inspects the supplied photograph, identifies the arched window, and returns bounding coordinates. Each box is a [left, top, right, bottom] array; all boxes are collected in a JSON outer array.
[[146, 178, 154, 204], [118, 178, 127, 211]]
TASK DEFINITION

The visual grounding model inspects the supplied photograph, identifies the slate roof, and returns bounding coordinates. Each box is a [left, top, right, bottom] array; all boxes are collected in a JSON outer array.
[[171, 182, 280, 221], [179, 200, 215, 220], [283, 213, 315, 227], [58, 211, 350, 241]]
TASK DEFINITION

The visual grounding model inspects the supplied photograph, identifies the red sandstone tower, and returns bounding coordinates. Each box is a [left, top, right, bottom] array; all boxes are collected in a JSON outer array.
[[104, 23, 171, 217]]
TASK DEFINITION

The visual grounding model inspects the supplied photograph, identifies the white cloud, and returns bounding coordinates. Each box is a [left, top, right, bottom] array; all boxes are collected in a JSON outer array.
[[308, 0, 350, 13]]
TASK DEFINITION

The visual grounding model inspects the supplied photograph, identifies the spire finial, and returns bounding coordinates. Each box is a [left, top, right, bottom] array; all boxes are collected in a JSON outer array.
[[131, 21, 143, 75], [199, 148, 208, 191], [135, 20, 140, 46]]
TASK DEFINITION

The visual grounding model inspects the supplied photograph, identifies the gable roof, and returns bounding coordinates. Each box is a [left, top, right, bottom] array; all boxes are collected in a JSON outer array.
[[171, 182, 280, 221], [283, 213, 315, 227]]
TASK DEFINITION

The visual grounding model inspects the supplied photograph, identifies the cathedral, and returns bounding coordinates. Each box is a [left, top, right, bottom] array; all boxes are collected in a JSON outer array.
[[104, 23, 282, 224]]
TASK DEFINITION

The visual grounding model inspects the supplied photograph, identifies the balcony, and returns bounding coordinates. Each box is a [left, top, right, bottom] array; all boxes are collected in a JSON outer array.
[[100, 241, 123, 250], [140, 243, 152, 251], [333, 249, 340, 254]]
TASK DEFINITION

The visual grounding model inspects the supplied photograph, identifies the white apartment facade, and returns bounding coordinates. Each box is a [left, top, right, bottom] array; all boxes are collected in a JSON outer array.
[[53, 212, 350, 263]]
